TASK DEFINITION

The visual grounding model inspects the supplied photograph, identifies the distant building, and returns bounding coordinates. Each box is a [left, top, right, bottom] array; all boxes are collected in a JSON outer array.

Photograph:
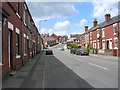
[[50, 33, 59, 43], [42, 37, 56, 48]]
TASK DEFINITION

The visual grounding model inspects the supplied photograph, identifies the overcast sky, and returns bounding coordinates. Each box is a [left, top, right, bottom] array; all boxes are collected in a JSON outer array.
[[26, 0, 119, 37]]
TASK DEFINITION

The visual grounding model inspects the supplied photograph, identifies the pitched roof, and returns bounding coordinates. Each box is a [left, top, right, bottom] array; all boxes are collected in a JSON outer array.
[[42, 37, 56, 42], [85, 15, 120, 33]]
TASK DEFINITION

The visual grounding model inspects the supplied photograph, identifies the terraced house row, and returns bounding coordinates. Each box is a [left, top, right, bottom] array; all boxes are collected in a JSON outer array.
[[0, 1, 43, 76], [80, 14, 120, 57]]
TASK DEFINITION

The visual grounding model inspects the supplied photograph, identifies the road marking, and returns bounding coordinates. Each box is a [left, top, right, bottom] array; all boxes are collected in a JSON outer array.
[[75, 58, 83, 62], [89, 63, 109, 70]]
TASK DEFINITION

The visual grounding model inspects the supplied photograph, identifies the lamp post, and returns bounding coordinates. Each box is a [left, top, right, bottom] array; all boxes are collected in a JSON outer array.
[[39, 20, 47, 51], [39, 20, 47, 34]]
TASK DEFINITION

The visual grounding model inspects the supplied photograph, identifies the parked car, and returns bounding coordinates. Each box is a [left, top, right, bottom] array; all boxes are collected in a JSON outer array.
[[46, 49, 53, 55], [70, 48, 78, 54], [60, 48, 64, 51], [76, 49, 89, 55]]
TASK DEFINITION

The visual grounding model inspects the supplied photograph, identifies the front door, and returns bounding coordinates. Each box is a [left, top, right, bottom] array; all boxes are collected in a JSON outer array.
[[8, 30, 13, 69]]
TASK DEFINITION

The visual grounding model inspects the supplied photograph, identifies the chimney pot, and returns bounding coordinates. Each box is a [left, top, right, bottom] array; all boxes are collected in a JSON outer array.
[[85, 26, 88, 32], [105, 14, 111, 22], [93, 19, 98, 27]]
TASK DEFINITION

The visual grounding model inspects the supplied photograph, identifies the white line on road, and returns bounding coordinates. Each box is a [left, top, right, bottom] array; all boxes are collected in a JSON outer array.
[[89, 63, 109, 70]]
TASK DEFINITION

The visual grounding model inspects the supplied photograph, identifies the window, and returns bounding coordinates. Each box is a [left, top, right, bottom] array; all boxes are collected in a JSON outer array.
[[113, 23, 117, 35], [90, 32, 92, 39], [24, 34, 27, 55], [23, 10, 26, 24], [114, 38, 118, 49], [0, 21, 2, 65], [16, 2, 19, 14], [97, 29, 100, 38], [102, 28, 105, 37], [16, 33, 20, 56]]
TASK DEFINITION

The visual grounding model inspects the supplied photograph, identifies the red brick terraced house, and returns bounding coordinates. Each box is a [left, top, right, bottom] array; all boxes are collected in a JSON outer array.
[[0, 1, 42, 76], [81, 14, 120, 56], [50, 33, 59, 44]]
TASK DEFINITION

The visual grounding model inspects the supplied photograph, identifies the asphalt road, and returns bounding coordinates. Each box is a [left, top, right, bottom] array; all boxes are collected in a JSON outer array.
[[52, 44, 118, 88], [2, 44, 119, 89]]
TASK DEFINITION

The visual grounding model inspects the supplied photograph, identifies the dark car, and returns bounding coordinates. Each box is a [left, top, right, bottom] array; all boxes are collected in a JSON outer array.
[[60, 48, 64, 51], [70, 48, 78, 54], [46, 49, 53, 55], [76, 49, 89, 55]]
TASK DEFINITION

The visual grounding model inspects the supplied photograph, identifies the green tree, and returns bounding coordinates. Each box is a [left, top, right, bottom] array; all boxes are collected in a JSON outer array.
[[85, 46, 94, 51]]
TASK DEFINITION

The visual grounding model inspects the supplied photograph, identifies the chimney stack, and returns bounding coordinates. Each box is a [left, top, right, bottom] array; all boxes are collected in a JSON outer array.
[[93, 19, 98, 27], [105, 14, 111, 23], [85, 26, 88, 32]]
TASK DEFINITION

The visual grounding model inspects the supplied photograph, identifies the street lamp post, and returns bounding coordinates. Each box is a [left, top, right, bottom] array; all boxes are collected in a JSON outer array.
[[39, 20, 47, 34]]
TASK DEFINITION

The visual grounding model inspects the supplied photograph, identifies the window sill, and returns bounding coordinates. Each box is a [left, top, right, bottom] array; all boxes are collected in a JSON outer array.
[[114, 47, 118, 49], [16, 13, 21, 19], [24, 54, 27, 56], [16, 55, 21, 59], [114, 33, 117, 35], [24, 23, 27, 26], [0, 63, 3, 66]]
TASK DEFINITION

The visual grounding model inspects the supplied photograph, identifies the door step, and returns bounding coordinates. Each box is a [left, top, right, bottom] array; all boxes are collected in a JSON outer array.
[[9, 71, 16, 76]]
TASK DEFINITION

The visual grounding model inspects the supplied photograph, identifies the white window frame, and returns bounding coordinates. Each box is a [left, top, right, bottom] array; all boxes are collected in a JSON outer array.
[[24, 34, 27, 56], [16, 28, 20, 58], [102, 28, 105, 37], [113, 23, 117, 35], [97, 29, 100, 38], [0, 21, 2, 65], [90, 32, 92, 39], [23, 9, 26, 26], [114, 37, 118, 49]]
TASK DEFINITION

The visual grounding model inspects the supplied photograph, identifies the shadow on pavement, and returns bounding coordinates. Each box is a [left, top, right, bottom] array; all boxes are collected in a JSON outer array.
[[44, 54, 94, 88], [2, 52, 95, 89]]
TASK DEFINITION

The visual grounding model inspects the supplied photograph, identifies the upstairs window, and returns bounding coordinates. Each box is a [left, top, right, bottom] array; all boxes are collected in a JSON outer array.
[[113, 23, 117, 35], [23, 9, 26, 24], [97, 29, 100, 38], [102, 28, 105, 37], [16, 2, 19, 14], [90, 32, 92, 39]]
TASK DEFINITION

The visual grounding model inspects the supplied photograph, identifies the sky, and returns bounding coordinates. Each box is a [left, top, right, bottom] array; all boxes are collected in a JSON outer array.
[[26, 0, 119, 37]]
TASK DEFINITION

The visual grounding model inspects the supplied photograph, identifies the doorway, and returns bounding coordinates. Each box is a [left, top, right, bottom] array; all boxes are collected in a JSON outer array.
[[8, 30, 13, 70]]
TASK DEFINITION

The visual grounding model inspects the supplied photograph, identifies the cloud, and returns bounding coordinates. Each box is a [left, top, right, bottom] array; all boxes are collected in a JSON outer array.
[[26, 2, 78, 20], [41, 28, 47, 34], [71, 28, 84, 35], [92, 0, 119, 20], [54, 20, 71, 31], [55, 31, 66, 36], [76, 19, 88, 26]]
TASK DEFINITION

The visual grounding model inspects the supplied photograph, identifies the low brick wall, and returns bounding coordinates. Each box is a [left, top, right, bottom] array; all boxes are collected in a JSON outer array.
[[90, 49, 119, 57]]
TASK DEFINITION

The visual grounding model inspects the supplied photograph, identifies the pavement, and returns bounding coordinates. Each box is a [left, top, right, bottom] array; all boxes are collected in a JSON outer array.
[[2, 44, 119, 89]]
